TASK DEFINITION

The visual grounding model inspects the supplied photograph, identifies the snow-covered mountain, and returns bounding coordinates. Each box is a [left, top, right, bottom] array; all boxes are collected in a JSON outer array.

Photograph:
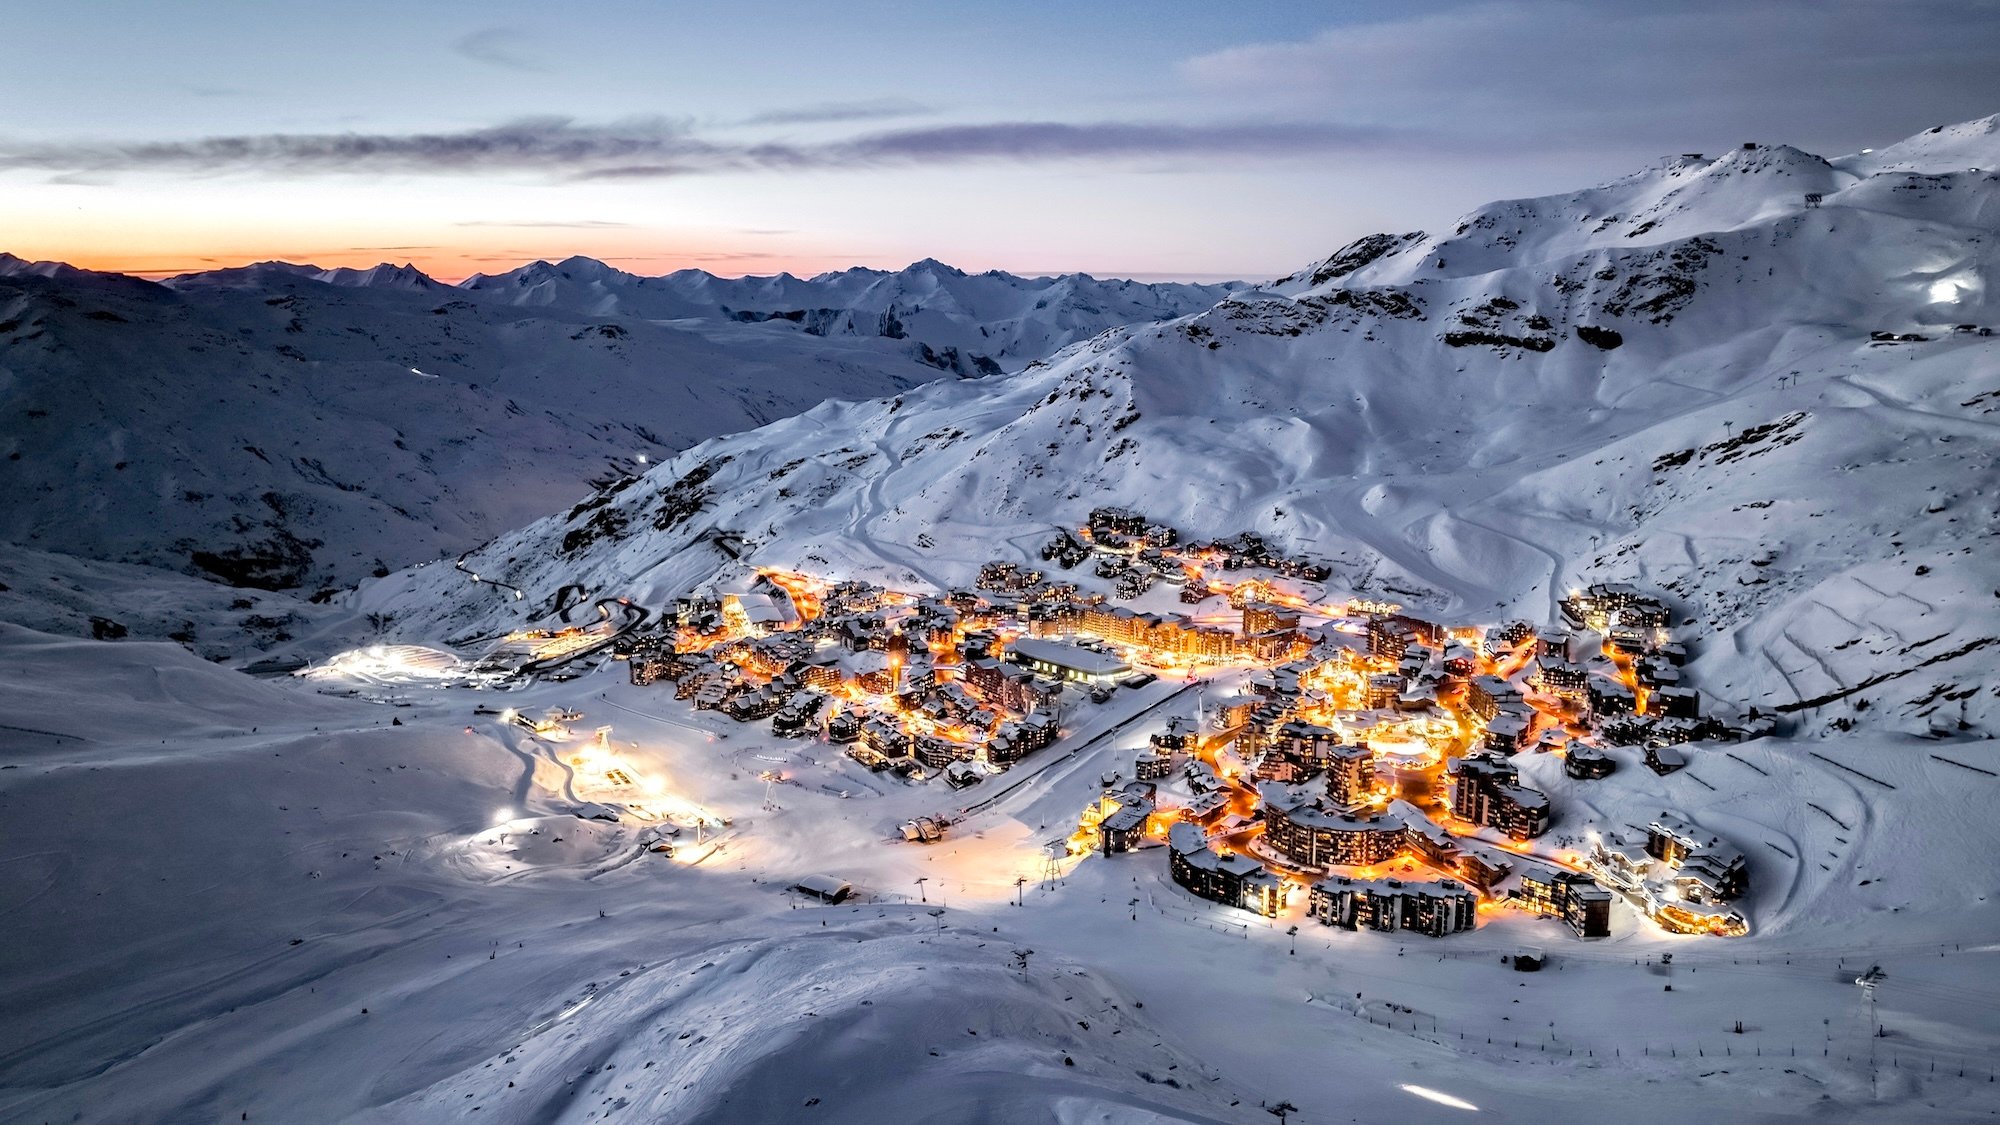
[[454, 256, 1240, 375], [0, 264, 951, 591], [369, 116, 2000, 738], [160, 255, 1239, 378]]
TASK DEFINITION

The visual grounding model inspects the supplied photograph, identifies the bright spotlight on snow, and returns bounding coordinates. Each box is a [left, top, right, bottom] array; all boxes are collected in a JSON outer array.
[[1929, 279, 1961, 303], [1400, 1085, 1479, 1111], [493, 808, 514, 826], [636, 454, 648, 464]]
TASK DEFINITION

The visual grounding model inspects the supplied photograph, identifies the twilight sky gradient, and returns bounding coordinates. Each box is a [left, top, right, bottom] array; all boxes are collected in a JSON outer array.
[[6, 0, 1999, 281]]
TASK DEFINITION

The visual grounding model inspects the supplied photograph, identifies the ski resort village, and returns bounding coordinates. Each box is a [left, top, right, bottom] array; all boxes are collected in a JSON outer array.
[[583, 505, 1758, 942], [6, 10, 2000, 1118]]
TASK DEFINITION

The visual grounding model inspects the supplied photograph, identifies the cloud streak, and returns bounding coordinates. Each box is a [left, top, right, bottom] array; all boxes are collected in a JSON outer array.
[[453, 27, 550, 73], [738, 98, 932, 126], [0, 115, 1439, 181]]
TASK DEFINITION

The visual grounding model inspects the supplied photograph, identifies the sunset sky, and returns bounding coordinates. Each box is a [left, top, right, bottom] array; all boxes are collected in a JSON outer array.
[[7, 0, 1998, 281]]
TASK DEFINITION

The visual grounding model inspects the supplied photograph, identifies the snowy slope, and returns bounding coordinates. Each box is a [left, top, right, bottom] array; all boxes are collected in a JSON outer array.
[[3, 625, 1997, 1123], [0, 265, 948, 591], [369, 116, 2000, 739]]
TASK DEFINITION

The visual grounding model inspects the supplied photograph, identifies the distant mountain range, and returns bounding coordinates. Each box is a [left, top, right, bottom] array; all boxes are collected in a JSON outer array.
[[160, 255, 1243, 376], [0, 255, 1234, 593]]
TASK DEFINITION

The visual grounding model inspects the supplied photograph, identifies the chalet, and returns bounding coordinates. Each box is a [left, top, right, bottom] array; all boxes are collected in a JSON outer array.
[[1652, 686, 1699, 719], [1643, 744, 1687, 775], [862, 716, 911, 761], [1562, 582, 1668, 632], [1088, 506, 1150, 538], [915, 735, 964, 771], [1587, 678, 1636, 721], [825, 710, 863, 744], [1150, 715, 1201, 753], [1483, 712, 1532, 755], [1564, 744, 1616, 779], [1535, 628, 1572, 661], [1484, 619, 1535, 658], [1531, 655, 1588, 699]]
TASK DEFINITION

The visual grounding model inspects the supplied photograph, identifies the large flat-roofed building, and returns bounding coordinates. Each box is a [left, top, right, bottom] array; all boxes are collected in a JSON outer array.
[[1006, 637, 1129, 683], [1260, 791, 1405, 868], [1308, 876, 1478, 938], [1167, 822, 1284, 916]]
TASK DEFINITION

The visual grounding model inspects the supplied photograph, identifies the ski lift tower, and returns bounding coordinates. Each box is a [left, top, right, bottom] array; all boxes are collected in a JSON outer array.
[[1855, 964, 1886, 1097]]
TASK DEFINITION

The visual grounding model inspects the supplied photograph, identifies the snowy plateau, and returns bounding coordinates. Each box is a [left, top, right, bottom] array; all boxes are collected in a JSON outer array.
[[2, 115, 1999, 1125]]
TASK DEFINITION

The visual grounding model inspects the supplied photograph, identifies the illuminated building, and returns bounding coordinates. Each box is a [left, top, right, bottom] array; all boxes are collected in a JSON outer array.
[[964, 656, 1060, 713], [1167, 822, 1284, 917], [986, 715, 1058, 766], [772, 693, 825, 737], [1309, 876, 1478, 937], [1007, 636, 1130, 683], [1647, 815, 1748, 900], [1484, 619, 1535, 658], [1561, 582, 1669, 632], [1364, 673, 1405, 710], [1446, 753, 1551, 840], [915, 735, 964, 771], [1088, 506, 1150, 537], [1150, 715, 1200, 753], [1652, 685, 1699, 718], [1513, 865, 1613, 939], [1098, 794, 1155, 854], [861, 716, 912, 762], [1483, 713, 1532, 755], [1135, 749, 1173, 780], [826, 710, 863, 744], [1535, 628, 1572, 661], [1466, 675, 1520, 721], [1643, 744, 1687, 774], [1242, 600, 1301, 638], [1322, 741, 1375, 811], [1368, 613, 1446, 661], [1586, 678, 1636, 721], [1564, 744, 1616, 779], [1260, 790, 1405, 868], [1530, 655, 1588, 700]]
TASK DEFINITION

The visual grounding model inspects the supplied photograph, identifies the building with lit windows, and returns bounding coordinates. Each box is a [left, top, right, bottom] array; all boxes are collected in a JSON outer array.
[[1167, 822, 1284, 916], [1309, 876, 1479, 937], [1447, 753, 1551, 839]]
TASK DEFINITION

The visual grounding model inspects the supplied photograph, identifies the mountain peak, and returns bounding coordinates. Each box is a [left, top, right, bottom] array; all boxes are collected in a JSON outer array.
[[905, 257, 967, 278]]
